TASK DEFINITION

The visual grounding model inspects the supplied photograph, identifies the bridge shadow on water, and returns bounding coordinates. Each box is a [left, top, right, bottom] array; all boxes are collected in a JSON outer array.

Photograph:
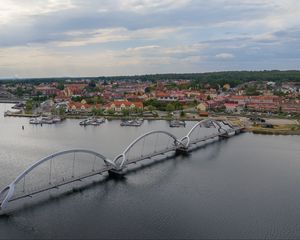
[[0, 136, 230, 217]]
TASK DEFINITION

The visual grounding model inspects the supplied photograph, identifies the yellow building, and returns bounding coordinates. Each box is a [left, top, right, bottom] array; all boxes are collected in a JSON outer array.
[[223, 84, 231, 90], [196, 103, 207, 112]]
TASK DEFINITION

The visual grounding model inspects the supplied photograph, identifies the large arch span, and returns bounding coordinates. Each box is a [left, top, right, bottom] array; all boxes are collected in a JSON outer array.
[[0, 149, 115, 210], [180, 119, 228, 148]]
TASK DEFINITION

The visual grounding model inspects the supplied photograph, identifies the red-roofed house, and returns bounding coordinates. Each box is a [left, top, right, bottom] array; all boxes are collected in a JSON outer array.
[[35, 86, 59, 95], [67, 100, 101, 112], [105, 101, 143, 112], [224, 103, 239, 112], [228, 95, 249, 105]]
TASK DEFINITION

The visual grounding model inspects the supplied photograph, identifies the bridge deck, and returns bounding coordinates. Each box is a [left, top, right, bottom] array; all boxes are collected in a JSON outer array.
[[126, 146, 178, 165], [189, 132, 222, 145], [9, 165, 114, 203], [5, 127, 243, 205]]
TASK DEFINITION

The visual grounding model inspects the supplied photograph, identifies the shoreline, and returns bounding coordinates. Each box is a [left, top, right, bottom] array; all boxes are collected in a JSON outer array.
[[3, 109, 300, 136]]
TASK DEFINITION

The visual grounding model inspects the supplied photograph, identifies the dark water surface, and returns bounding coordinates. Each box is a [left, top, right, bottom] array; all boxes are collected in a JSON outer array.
[[0, 104, 300, 239]]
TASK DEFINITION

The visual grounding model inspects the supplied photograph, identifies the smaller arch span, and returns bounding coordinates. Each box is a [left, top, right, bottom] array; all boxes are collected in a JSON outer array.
[[114, 130, 184, 169], [0, 149, 114, 210], [180, 119, 229, 148]]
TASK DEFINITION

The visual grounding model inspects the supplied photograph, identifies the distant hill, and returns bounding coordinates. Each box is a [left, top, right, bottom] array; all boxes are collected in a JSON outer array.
[[1, 70, 300, 87]]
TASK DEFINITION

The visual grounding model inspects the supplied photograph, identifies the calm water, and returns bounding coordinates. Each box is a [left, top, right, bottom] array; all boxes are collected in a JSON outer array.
[[0, 103, 300, 239]]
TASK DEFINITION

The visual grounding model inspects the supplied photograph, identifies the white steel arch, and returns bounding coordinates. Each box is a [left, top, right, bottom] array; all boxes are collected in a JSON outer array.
[[180, 119, 229, 148], [0, 149, 114, 210], [113, 130, 184, 169]]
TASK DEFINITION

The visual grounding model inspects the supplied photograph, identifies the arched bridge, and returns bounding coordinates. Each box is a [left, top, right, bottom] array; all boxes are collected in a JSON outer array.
[[0, 119, 243, 210]]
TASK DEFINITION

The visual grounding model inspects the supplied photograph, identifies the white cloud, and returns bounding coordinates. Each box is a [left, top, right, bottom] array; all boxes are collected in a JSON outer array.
[[118, 0, 191, 13], [94, 0, 191, 15], [0, 41, 206, 77], [55, 27, 179, 47], [126, 45, 161, 52], [215, 53, 235, 60], [0, 0, 76, 25]]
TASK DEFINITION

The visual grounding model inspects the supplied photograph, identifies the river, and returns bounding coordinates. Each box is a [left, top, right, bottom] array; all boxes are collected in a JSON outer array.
[[0, 103, 300, 239]]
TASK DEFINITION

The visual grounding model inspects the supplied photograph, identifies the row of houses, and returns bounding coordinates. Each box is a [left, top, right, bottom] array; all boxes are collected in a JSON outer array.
[[35, 84, 87, 98], [54, 100, 144, 113], [223, 95, 300, 113], [195, 95, 300, 114], [228, 95, 280, 105]]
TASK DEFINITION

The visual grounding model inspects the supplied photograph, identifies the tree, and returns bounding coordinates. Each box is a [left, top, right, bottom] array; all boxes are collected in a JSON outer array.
[[91, 107, 98, 116], [166, 103, 175, 112], [143, 99, 163, 111], [148, 105, 156, 111], [107, 109, 115, 115], [58, 106, 65, 116], [180, 110, 186, 118], [245, 86, 260, 96], [25, 100, 33, 113], [88, 80, 96, 88], [274, 90, 287, 97], [122, 108, 130, 116], [57, 82, 64, 90], [145, 87, 151, 93], [16, 87, 24, 97], [103, 80, 108, 85]]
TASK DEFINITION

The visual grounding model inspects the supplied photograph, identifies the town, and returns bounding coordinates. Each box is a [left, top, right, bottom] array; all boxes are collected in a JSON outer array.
[[1, 72, 300, 133]]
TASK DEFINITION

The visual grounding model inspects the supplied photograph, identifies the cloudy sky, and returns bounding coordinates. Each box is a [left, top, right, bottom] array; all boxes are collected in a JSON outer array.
[[0, 0, 300, 77]]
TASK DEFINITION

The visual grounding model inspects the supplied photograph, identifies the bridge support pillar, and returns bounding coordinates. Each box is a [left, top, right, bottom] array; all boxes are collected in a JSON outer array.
[[108, 168, 126, 178], [219, 134, 229, 139], [176, 147, 189, 154]]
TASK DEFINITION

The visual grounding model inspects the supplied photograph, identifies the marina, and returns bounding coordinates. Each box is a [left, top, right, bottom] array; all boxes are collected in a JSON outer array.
[[29, 116, 63, 125], [169, 120, 186, 127]]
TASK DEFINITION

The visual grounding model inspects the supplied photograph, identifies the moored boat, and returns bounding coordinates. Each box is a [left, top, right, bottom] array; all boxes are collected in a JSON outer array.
[[29, 116, 63, 125], [29, 117, 42, 124], [169, 120, 186, 128], [52, 117, 62, 123], [79, 117, 105, 126], [120, 119, 143, 127], [41, 117, 54, 124]]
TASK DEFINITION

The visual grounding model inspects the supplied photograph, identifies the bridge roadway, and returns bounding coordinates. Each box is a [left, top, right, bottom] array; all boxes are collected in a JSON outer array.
[[10, 165, 114, 203], [0, 119, 244, 210]]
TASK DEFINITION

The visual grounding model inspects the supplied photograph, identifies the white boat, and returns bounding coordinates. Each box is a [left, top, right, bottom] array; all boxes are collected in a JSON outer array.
[[80, 117, 105, 126], [52, 117, 62, 123], [29, 116, 62, 125], [41, 117, 54, 124], [29, 117, 42, 124], [120, 119, 143, 127], [79, 119, 88, 126], [169, 120, 186, 128], [91, 118, 105, 125]]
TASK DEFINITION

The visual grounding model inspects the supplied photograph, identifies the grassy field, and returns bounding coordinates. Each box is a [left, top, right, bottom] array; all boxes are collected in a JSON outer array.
[[250, 124, 300, 135]]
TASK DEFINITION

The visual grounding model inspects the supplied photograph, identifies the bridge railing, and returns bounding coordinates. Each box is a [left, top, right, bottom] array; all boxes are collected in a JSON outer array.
[[113, 130, 184, 169], [0, 149, 115, 210]]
